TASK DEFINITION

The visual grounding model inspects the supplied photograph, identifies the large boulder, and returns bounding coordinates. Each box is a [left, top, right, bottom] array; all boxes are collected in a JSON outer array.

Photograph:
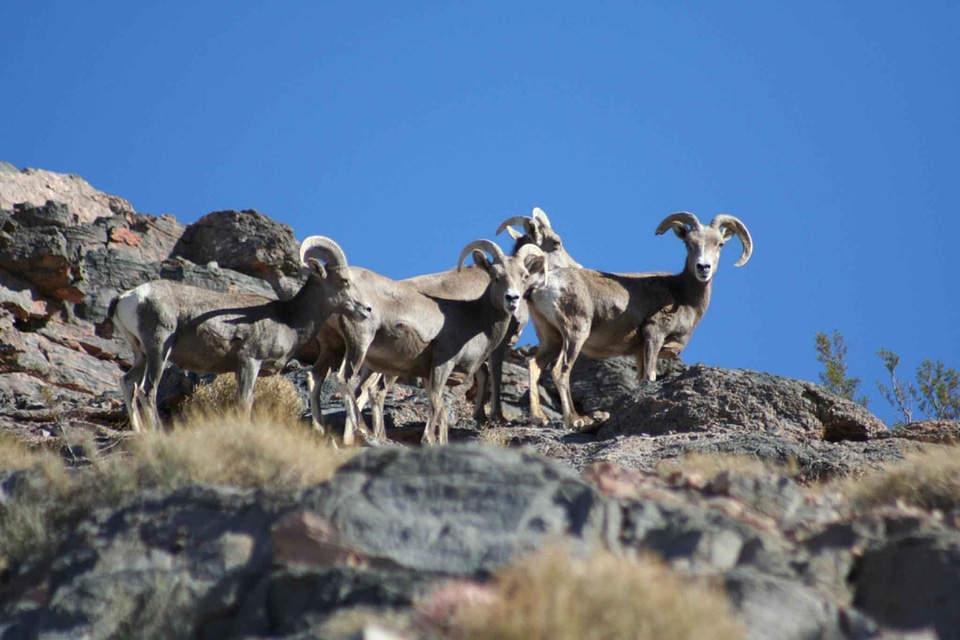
[[598, 365, 886, 442], [0, 447, 608, 639], [171, 209, 303, 296]]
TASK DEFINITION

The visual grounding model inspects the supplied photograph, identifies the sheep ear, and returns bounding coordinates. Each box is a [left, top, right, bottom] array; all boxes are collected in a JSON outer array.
[[473, 250, 494, 274], [307, 258, 328, 279], [524, 254, 545, 276], [671, 221, 688, 239], [505, 226, 523, 241]]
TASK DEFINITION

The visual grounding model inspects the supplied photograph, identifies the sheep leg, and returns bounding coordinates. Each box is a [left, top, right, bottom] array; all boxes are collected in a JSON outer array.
[[121, 355, 147, 433], [236, 358, 262, 420], [640, 328, 666, 383], [486, 342, 509, 422], [336, 344, 373, 446], [309, 343, 344, 435], [530, 338, 561, 426], [367, 374, 395, 440], [552, 329, 596, 431], [354, 368, 382, 438], [472, 364, 489, 423], [424, 362, 456, 445], [140, 336, 172, 432]]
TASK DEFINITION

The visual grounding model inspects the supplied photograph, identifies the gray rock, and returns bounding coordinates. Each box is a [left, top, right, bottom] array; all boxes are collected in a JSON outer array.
[[172, 210, 303, 296], [599, 365, 886, 442], [301, 446, 607, 575], [853, 530, 960, 639]]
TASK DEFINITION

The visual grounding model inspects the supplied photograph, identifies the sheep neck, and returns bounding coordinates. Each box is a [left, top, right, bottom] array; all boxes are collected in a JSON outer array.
[[679, 267, 712, 320], [279, 276, 327, 341]]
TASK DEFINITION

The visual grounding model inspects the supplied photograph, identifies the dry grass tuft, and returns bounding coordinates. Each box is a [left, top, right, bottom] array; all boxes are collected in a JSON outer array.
[[0, 434, 67, 477], [845, 444, 960, 512], [656, 452, 796, 483], [113, 415, 351, 491], [0, 413, 351, 568], [442, 546, 744, 640], [476, 426, 512, 448], [180, 374, 305, 423]]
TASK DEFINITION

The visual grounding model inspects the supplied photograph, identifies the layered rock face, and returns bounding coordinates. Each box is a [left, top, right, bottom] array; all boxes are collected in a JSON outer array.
[[2, 164, 959, 640]]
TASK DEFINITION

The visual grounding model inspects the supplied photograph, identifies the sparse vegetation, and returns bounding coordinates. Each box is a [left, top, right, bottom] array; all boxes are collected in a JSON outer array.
[[476, 426, 513, 448], [814, 330, 868, 406], [845, 445, 960, 512], [815, 332, 960, 424], [0, 411, 351, 568], [439, 546, 744, 640], [180, 374, 305, 423], [656, 452, 796, 482], [877, 349, 960, 425]]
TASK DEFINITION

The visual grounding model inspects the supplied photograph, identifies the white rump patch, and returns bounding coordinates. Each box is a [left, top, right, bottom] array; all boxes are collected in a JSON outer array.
[[115, 282, 152, 335]]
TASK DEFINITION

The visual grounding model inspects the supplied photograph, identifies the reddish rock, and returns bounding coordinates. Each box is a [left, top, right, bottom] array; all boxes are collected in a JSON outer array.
[[108, 226, 142, 247]]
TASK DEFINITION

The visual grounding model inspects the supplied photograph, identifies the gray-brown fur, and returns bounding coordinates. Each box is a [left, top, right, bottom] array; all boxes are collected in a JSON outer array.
[[110, 236, 370, 432], [308, 240, 546, 445], [355, 207, 583, 433], [527, 212, 752, 430]]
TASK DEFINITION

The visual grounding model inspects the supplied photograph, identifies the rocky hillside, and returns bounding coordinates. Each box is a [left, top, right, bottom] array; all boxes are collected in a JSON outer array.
[[2, 164, 960, 639]]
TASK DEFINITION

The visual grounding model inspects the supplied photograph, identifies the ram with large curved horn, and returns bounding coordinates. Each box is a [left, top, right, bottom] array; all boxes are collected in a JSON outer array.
[[308, 238, 546, 445], [105, 236, 370, 432], [526, 212, 754, 431]]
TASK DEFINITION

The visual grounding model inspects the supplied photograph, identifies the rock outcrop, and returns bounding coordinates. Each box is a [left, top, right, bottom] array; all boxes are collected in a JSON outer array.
[[3, 164, 960, 640]]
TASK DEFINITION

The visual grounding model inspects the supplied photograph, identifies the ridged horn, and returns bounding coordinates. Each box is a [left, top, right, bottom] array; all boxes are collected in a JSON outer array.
[[710, 215, 753, 267], [655, 212, 703, 236], [531, 207, 553, 229], [496, 215, 535, 237], [299, 236, 348, 268], [457, 239, 507, 272], [515, 242, 548, 276]]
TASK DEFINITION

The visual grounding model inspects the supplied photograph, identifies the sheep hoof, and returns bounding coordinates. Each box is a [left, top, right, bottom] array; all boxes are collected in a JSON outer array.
[[530, 413, 551, 427]]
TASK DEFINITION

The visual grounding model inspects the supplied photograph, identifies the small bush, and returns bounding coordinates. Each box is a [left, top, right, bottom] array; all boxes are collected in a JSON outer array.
[[180, 374, 305, 424], [846, 445, 960, 512], [443, 546, 744, 640], [0, 415, 351, 568], [656, 452, 795, 482], [113, 416, 350, 491]]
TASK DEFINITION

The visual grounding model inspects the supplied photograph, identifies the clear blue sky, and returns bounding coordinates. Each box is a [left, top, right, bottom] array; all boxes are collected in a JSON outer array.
[[3, 2, 957, 425]]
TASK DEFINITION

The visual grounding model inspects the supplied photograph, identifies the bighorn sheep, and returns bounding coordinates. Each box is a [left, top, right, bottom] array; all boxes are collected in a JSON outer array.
[[356, 207, 583, 433], [309, 239, 546, 445], [527, 212, 752, 430], [107, 236, 370, 432]]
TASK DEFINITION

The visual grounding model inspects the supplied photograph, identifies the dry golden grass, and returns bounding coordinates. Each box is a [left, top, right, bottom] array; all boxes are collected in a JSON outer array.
[[113, 415, 351, 491], [0, 433, 67, 477], [475, 426, 512, 448], [844, 444, 960, 511], [656, 452, 796, 482], [0, 412, 352, 568], [180, 374, 305, 423], [444, 546, 744, 640]]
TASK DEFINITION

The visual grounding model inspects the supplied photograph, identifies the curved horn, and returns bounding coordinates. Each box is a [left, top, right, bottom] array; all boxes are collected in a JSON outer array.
[[531, 207, 553, 230], [515, 243, 545, 260], [515, 242, 548, 277], [655, 212, 702, 236], [299, 235, 348, 268], [496, 215, 535, 237], [710, 215, 753, 266], [457, 239, 507, 272]]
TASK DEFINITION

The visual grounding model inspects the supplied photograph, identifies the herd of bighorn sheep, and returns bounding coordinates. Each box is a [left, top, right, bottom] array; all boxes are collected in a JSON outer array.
[[107, 209, 752, 443]]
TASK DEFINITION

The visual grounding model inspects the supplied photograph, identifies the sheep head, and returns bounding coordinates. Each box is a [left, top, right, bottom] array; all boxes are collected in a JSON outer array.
[[458, 239, 545, 318], [299, 236, 371, 319], [496, 207, 581, 269], [655, 212, 753, 283]]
